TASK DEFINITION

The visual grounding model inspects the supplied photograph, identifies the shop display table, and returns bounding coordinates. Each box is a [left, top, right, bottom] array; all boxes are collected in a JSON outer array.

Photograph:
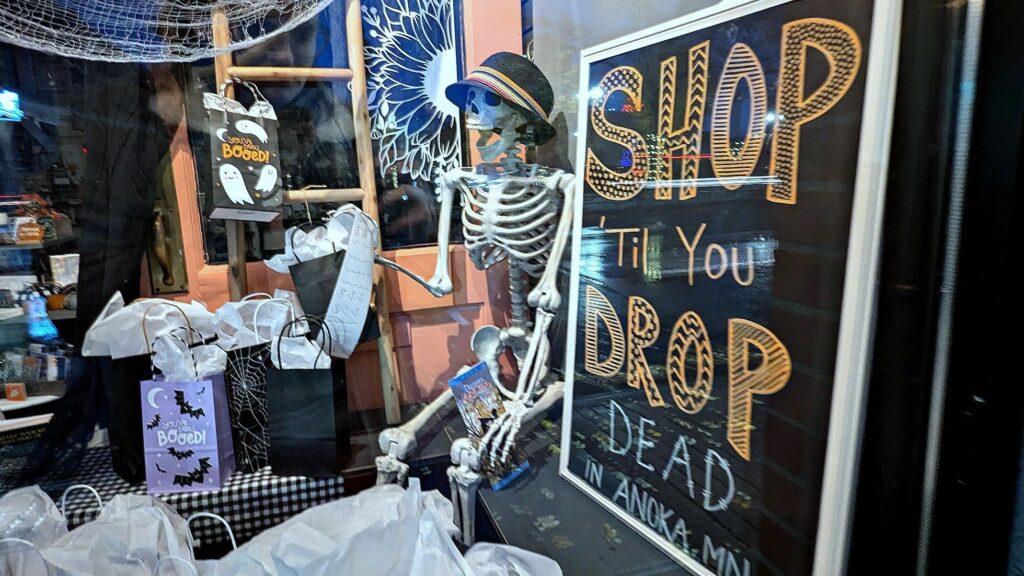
[[39, 446, 346, 548], [435, 409, 680, 575], [27, 408, 456, 552]]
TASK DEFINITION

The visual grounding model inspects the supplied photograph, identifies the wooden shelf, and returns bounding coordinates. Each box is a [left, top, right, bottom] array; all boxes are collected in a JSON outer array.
[[0, 309, 76, 325], [0, 394, 60, 413], [283, 187, 365, 203], [0, 237, 76, 251]]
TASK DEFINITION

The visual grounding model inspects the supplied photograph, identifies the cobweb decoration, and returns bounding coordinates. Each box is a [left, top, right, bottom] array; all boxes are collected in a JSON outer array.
[[225, 345, 271, 473], [0, 0, 334, 63]]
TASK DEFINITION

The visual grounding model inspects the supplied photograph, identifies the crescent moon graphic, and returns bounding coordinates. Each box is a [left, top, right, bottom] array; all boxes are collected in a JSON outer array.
[[147, 387, 164, 410], [216, 128, 229, 142]]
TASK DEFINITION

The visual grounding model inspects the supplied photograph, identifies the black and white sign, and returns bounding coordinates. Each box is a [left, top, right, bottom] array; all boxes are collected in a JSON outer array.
[[559, 1, 901, 574]]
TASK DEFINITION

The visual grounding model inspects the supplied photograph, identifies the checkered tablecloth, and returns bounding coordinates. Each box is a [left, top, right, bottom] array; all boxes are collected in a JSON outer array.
[[39, 447, 345, 547]]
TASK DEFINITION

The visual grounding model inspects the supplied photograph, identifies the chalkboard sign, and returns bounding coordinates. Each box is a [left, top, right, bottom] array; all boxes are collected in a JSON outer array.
[[559, 1, 900, 575]]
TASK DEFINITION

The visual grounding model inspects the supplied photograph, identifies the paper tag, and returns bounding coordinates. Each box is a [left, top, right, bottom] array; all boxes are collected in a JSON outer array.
[[324, 211, 375, 358]]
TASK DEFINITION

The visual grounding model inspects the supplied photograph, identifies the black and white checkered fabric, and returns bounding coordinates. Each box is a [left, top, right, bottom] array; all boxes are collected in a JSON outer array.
[[41, 447, 344, 547]]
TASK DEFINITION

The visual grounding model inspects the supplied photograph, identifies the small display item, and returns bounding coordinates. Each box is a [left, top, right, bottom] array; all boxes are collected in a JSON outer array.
[[4, 382, 27, 402], [50, 254, 80, 287], [203, 79, 282, 222], [14, 218, 44, 244], [448, 362, 530, 491], [141, 374, 235, 494]]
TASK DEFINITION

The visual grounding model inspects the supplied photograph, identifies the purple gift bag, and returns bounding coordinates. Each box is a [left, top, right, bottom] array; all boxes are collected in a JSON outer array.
[[140, 373, 235, 494]]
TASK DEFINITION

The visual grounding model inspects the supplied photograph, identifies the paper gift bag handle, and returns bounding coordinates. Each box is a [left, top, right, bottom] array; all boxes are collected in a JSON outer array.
[[275, 315, 333, 368], [186, 512, 238, 551], [217, 78, 271, 127], [252, 298, 297, 344], [151, 556, 198, 576], [0, 538, 49, 572], [141, 301, 196, 355], [218, 78, 269, 107], [152, 329, 202, 380], [58, 484, 103, 518], [240, 292, 273, 302]]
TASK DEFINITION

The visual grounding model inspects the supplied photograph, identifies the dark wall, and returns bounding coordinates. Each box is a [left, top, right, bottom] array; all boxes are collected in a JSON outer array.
[[851, 0, 1024, 574], [927, 0, 1024, 573], [847, 0, 961, 573]]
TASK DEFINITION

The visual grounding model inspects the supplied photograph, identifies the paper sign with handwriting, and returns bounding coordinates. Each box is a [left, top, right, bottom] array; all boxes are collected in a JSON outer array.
[[325, 211, 375, 358]]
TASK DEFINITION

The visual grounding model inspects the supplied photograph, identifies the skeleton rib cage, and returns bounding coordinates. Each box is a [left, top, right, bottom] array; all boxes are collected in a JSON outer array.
[[459, 168, 564, 277]]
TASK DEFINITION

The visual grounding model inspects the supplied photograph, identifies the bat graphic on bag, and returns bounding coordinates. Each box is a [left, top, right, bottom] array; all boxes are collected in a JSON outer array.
[[173, 457, 213, 487], [156, 463, 167, 474], [147, 414, 162, 430], [168, 447, 195, 460], [174, 390, 206, 419], [167, 444, 193, 457]]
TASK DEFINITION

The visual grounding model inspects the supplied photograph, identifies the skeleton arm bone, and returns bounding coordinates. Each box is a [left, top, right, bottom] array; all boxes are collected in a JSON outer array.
[[529, 172, 576, 312], [374, 255, 447, 298], [371, 169, 476, 302], [427, 170, 476, 295]]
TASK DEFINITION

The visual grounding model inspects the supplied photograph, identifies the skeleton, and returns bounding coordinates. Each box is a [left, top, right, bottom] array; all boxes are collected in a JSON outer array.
[[374, 84, 574, 544]]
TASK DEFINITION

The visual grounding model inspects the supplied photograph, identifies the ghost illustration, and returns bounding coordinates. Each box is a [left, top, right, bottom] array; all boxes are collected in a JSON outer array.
[[235, 120, 269, 144], [219, 164, 253, 205], [254, 165, 278, 194]]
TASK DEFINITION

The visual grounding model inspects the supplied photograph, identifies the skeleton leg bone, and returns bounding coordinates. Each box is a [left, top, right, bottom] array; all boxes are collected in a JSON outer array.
[[447, 438, 483, 545], [375, 388, 455, 486]]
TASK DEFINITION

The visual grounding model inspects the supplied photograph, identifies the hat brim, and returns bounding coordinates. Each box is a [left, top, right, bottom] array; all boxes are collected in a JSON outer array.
[[446, 79, 556, 146]]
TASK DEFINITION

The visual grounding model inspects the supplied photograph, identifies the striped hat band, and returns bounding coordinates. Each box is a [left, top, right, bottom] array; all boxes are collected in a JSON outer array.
[[464, 66, 549, 120]]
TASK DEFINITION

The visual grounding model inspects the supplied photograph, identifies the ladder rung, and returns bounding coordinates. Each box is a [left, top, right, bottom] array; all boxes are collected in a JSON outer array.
[[284, 188, 366, 203], [228, 66, 353, 81]]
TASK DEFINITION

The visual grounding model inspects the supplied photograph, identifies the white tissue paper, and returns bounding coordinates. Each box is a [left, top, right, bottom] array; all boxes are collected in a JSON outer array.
[[210, 479, 466, 576], [82, 293, 217, 359], [268, 334, 331, 370], [264, 226, 336, 274], [151, 336, 227, 382], [212, 294, 305, 351], [1, 486, 68, 576], [263, 205, 379, 275], [464, 543, 563, 576], [41, 494, 193, 576], [0, 486, 67, 548]]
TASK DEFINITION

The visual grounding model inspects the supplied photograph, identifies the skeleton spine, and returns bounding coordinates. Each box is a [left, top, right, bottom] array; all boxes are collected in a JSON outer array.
[[509, 260, 532, 331]]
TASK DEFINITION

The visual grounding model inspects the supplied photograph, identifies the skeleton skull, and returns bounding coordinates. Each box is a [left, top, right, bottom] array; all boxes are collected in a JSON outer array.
[[464, 87, 528, 162]]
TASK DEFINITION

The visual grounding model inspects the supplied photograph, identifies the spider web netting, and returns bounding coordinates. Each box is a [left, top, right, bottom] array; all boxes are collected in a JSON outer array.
[[0, 0, 333, 63], [225, 345, 271, 472]]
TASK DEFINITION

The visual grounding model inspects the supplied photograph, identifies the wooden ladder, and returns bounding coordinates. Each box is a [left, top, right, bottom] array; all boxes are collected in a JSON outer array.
[[212, 1, 402, 424]]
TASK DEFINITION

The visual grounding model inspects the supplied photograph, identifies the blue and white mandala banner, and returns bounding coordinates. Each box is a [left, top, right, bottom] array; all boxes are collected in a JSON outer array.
[[363, 0, 463, 182]]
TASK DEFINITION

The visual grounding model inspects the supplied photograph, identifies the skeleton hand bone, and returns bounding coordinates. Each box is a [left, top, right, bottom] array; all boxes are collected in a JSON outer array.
[[480, 397, 528, 463], [480, 311, 553, 462]]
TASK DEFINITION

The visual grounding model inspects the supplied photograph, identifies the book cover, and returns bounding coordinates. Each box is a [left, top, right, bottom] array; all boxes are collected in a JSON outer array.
[[448, 362, 530, 491]]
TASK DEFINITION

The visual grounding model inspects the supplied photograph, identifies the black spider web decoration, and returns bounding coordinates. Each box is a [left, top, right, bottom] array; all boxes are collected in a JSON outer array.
[[225, 345, 271, 472]]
